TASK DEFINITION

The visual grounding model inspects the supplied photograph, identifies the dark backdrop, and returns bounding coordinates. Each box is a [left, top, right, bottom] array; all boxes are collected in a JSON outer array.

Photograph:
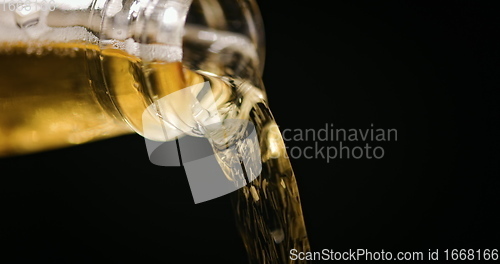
[[1, 1, 498, 263]]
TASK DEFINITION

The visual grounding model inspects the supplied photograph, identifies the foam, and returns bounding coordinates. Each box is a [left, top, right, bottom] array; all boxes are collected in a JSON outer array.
[[99, 38, 182, 62], [0, 10, 182, 62]]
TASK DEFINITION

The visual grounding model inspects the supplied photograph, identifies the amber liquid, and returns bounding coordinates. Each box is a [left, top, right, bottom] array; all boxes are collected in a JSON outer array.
[[0, 42, 310, 263], [0, 43, 192, 156]]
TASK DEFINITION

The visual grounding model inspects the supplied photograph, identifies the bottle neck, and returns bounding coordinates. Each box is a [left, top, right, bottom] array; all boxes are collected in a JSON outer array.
[[1, 0, 264, 75]]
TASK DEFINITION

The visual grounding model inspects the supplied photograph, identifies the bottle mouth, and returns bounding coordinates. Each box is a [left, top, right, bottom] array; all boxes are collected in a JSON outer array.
[[93, 0, 265, 71]]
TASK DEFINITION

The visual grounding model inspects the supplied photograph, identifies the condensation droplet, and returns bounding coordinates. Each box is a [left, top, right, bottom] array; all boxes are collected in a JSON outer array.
[[270, 229, 284, 244], [14, 6, 41, 29]]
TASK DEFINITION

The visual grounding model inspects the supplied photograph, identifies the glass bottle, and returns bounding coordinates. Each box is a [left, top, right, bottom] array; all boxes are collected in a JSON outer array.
[[0, 1, 311, 263], [0, 0, 264, 156]]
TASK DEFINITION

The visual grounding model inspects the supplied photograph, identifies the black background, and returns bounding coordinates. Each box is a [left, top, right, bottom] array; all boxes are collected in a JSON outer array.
[[1, 1, 499, 263]]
